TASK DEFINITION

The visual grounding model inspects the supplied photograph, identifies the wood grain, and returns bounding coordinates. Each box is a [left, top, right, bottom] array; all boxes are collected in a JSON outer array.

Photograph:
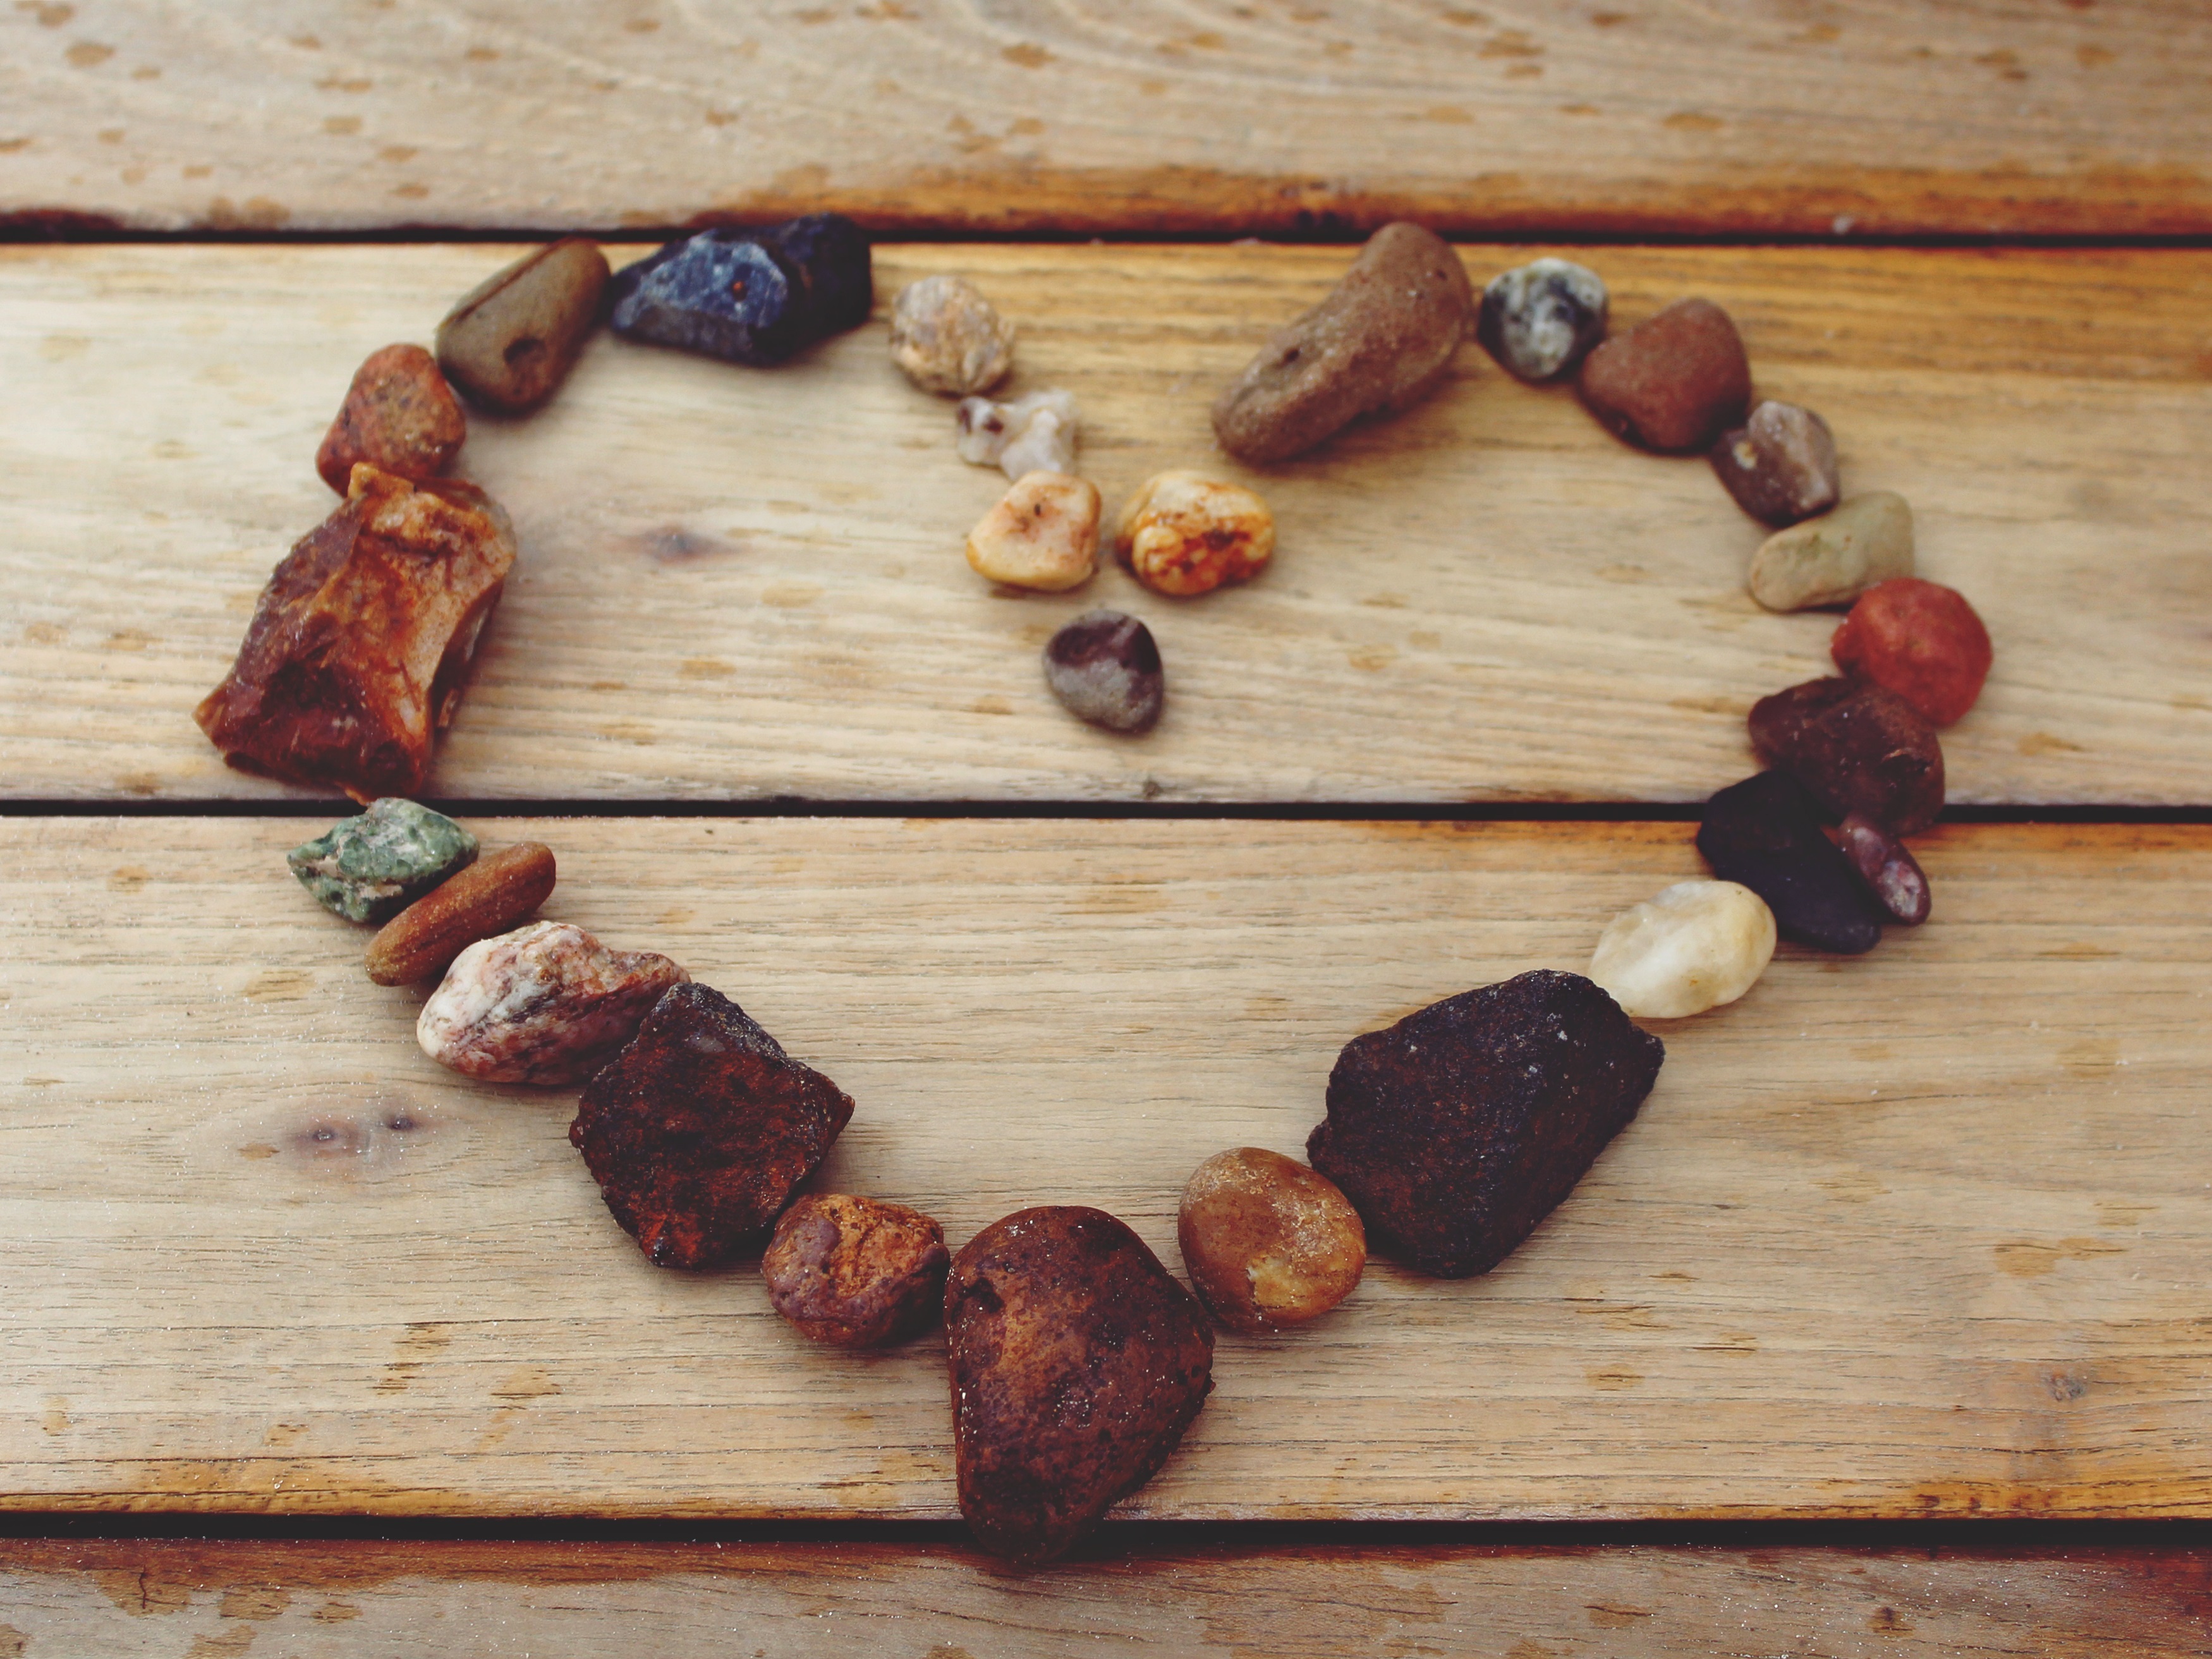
[[4, 1536, 2210, 1657], [3, 242, 2208, 806], [3, 2, 2209, 237], [3, 817, 2208, 1521]]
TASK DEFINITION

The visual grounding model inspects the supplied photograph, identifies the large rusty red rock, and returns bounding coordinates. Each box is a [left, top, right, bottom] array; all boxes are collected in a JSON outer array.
[[315, 344, 465, 494]]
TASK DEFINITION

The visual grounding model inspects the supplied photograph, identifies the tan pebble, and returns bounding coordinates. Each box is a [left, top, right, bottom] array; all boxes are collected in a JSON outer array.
[[435, 238, 609, 413], [366, 841, 556, 985], [1114, 470, 1274, 597], [889, 274, 1014, 396], [966, 471, 1100, 592], [1589, 880, 1776, 1019], [1747, 490, 1914, 612], [1179, 1147, 1366, 1332], [417, 920, 687, 1085]]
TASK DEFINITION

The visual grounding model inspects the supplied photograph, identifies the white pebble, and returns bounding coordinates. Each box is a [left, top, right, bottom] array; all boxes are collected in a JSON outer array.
[[956, 388, 1079, 479], [1589, 880, 1776, 1019], [965, 471, 1100, 592]]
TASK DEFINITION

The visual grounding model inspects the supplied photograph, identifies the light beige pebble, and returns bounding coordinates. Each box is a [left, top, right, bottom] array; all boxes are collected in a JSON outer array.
[[889, 274, 1016, 396], [417, 920, 689, 1085], [966, 471, 1101, 592], [956, 389, 1079, 478], [1114, 470, 1275, 597], [1747, 490, 1915, 612], [1589, 880, 1777, 1019]]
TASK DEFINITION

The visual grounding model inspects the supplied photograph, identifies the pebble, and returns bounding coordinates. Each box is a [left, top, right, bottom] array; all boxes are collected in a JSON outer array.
[[1177, 1148, 1366, 1333], [1113, 470, 1275, 597], [315, 344, 465, 494], [1588, 880, 1777, 1020], [1307, 969, 1665, 1279], [1749, 676, 1945, 836], [1709, 399, 1839, 526], [965, 471, 1100, 592], [1837, 812, 1932, 925], [365, 840, 556, 985], [1042, 609, 1164, 734], [1476, 257, 1608, 383], [1577, 297, 1751, 453], [1832, 576, 1993, 727], [571, 983, 855, 1269], [760, 1194, 951, 1347], [945, 1206, 1213, 1565], [197, 466, 518, 801], [435, 238, 609, 413], [417, 920, 688, 1086], [955, 388, 1079, 479], [287, 798, 478, 925], [1746, 491, 1914, 612], [607, 214, 872, 366], [889, 274, 1014, 396], [1212, 221, 1474, 464], [1695, 770, 1885, 954]]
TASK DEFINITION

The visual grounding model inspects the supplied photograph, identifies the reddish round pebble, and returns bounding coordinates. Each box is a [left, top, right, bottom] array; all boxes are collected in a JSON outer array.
[[1830, 578, 1992, 727]]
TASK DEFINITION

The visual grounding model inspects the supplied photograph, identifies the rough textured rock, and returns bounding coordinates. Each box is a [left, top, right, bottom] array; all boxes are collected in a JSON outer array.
[[889, 274, 1014, 396], [1696, 771, 1885, 954], [955, 388, 1078, 479], [1177, 1147, 1365, 1334], [965, 471, 1100, 592], [1709, 400, 1839, 526], [1837, 812, 1933, 926], [1113, 470, 1275, 597], [287, 797, 477, 925], [434, 238, 609, 412], [571, 983, 854, 1269], [315, 344, 465, 494], [195, 466, 517, 802], [366, 840, 556, 985], [761, 1194, 950, 1347], [1832, 577, 1994, 727], [1588, 880, 1777, 1020], [945, 1206, 1214, 1565], [418, 920, 688, 1086], [1577, 297, 1751, 453], [1747, 491, 1915, 612], [1476, 257, 1608, 383], [1307, 970, 1665, 1279], [608, 215, 871, 366], [1212, 222, 1473, 464], [1749, 676, 1946, 836], [1043, 609, 1164, 734]]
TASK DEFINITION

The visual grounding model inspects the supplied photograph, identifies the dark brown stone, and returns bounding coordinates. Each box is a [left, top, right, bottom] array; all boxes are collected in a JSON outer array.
[[1748, 676, 1945, 836], [315, 344, 465, 494], [1696, 770, 1885, 954], [1709, 399, 1838, 526], [761, 1194, 950, 1347], [435, 237, 609, 412], [1577, 297, 1751, 453], [1837, 812, 1933, 925]]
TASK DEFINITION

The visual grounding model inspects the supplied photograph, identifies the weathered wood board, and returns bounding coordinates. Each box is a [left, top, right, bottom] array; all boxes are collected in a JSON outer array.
[[4, 1, 2210, 237], [3, 243, 2208, 806], [3, 817, 2206, 1520]]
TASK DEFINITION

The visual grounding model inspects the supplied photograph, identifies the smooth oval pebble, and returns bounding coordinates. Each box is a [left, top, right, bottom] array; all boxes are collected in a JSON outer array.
[[1747, 492, 1914, 612], [966, 471, 1100, 592], [435, 238, 609, 413], [366, 840, 556, 985], [1709, 399, 1839, 527], [315, 344, 465, 494], [1589, 880, 1777, 1019], [1577, 297, 1751, 453], [1177, 1148, 1366, 1334], [761, 1194, 951, 1347], [1476, 257, 1608, 383], [1114, 470, 1274, 597], [1749, 676, 1945, 837], [418, 920, 688, 1086], [1043, 609, 1164, 734], [1837, 812, 1932, 925], [890, 275, 1014, 396], [1832, 577, 1993, 727]]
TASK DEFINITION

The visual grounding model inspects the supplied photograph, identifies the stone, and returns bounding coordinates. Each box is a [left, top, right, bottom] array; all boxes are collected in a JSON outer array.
[[195, 466, 517, 801], [418, 920, 688, 1087], [1749, 676, 1945, 836], [760, 1193, 951, 1347], [315, 344, 465, 494], [954, 388, 1079, 479], [1747, 491, 1914, 612], [1043, 609, 1164, 734], [1577, 297, 1751, 453], [571, 983, 855, 1269], [1113, 470, 1275, 597], [1177, 1148, 1366, 1334], [434, 238, 609, 413], [1837, 812, 1932, 925], [965, 471, 1100, 592], [1695, 771, 1886, 954], [889, 274, 1015, 396], [944, 1206, 1214, 1565], [1212, 222, 1474, 464], [1476, 257, 1608, 383], [1306, 969, 1665, 1279], [1709, 400, 1839, 526], [1831, 577, 1993, 727], [365, 840, 556, 985], [1588, 880, 1777, 1020], [286, 797, 477, 925], [607, 214, 872, 367]]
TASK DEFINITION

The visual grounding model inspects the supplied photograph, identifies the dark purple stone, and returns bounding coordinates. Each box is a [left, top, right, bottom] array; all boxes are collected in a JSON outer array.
[[608, 213, 872, 366], [1697, 770, 1885, 954]]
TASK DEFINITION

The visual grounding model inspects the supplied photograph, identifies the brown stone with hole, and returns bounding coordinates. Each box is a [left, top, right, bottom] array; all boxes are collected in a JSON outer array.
[[365, 841, 556, 985], [761, 1194, 950, 1347], [315, 344, 465, 494], [435, 238, 609, 412], [1578, 297, 1751, 453]]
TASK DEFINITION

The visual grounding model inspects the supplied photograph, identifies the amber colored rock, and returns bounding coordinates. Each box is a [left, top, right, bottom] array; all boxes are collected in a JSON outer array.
[[945, 1206, 1214, 1564], [761, 1194, 950, 1347], [965, 471, 1100, 592], [1114, 471, 1275, 597], [366, 840, 556, 985], [315, 344, 465, 494], [419, 920, 688, 1086], [1749, 676, 1945, 837], [1832, 577, 1993, 727], [1837, 811, 1932, 925], [571, 983, 856, 1270], [1709, 399, 1838, 527], [1307, 970, 1664, 1279], [436, 237, 610, 412], [194, 466, 517, 802], [1177, 1148, 1365, 1333], [1577, 298, 1751, 453]]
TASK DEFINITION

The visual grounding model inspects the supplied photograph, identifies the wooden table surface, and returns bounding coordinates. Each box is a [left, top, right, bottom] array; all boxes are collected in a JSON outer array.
[[3, 4, 2210, 1654]]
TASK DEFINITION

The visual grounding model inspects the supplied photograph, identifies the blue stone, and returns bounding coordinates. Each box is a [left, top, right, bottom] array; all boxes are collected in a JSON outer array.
[[609, 214, 872, 366]]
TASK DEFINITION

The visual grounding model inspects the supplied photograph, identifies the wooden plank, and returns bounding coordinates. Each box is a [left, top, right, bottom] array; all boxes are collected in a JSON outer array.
[[3, 3, 2209, 237], [3, 817, 2207, 1520], [3, 1538, 2209, 1658], [3, 242, 2208, 806]]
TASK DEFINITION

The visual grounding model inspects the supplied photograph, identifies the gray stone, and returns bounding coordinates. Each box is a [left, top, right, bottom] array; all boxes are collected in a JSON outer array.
[[1043, 610, 1164, 734], [288, 797, 477, 923], [1476, 257, 1608, 382], [1711, 400, 1840, 527], [1747, 492, 1915, 612]]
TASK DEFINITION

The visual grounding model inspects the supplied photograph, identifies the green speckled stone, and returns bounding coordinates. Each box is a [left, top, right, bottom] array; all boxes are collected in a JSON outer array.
[[287, 798, 478, 923]]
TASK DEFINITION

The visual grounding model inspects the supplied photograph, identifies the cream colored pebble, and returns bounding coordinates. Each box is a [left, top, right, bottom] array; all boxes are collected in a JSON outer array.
[[1747, 491, 1915, 612], [1113, 470, 1275, 597], [955, 389, 1079, 478], [889, 275, 1015, 396], [965, 471, 1101, 592], [1589, 880, 1777, 1019]]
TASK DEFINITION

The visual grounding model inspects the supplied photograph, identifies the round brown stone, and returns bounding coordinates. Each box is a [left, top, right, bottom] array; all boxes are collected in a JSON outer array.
[[1177, 1147, 1366, 1333]]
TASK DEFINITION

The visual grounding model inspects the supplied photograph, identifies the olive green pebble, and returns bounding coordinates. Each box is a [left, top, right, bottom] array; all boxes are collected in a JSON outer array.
[[286, 798, 478, 924]]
